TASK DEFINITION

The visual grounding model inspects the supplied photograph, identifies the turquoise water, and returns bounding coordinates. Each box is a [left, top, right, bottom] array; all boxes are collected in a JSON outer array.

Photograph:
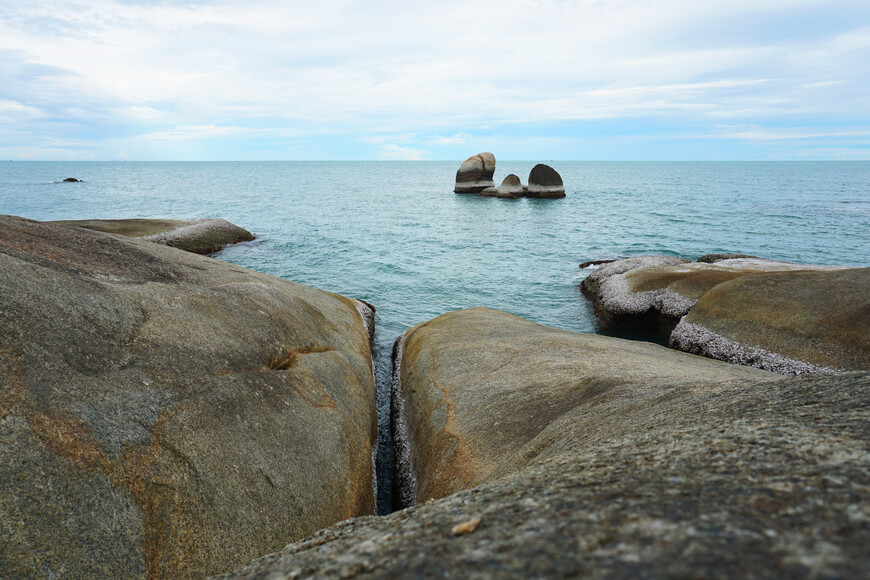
[[3, 160, 869, 510]]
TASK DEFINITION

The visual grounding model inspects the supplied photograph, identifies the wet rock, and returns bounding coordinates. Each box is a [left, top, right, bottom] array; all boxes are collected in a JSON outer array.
[[51, 218, 254, 255], [219, 307, 870, 579], [671, 267, 870, 374], [697, 253, 758, 263], [526, 164, 565, 198], [454, 152, 496, 193], [480, 174, 524, 199], [579, 258, 618, 269], [0, 215, 377, 578]]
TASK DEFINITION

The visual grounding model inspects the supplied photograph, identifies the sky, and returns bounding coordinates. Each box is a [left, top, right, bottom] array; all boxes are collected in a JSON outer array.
[[1, 0, 869, 161]]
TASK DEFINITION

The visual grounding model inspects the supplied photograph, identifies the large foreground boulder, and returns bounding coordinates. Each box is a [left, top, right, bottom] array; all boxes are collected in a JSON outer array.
[[581, 256, 867, 373], [391, 308, 769, 507], [453, 153, 496, 193], [0, 216, 377, 578], [222, 308, 870, 578], [50, 217, 254, 254], [526, 163, 565, 198]]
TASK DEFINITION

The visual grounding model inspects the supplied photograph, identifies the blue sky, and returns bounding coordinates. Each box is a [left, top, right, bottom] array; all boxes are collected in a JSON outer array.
[[1, 0, 869, 160]]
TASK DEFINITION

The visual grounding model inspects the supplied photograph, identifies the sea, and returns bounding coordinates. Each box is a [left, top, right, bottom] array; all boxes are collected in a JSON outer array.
[[3, 160, 869, 511]]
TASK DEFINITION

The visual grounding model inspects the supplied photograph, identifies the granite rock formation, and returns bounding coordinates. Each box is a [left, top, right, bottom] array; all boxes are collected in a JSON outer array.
[[51, 217, 254, 255], [454, 153, 496, 193], [526, 163, 565, 198], [62, 177, 81, 182], [581, 255, 868, 374], [480, 174, 524, 199], [0, 215, 377, 578], [221, 308, 869, 579]]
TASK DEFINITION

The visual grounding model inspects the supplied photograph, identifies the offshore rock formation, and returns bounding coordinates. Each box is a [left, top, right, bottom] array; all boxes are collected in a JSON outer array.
[[526, 163, 565, 198], [0, 216, 377, 578], [50, 217, 254, 255], [480, 174, 524, 199], [453, 152, 496, 193], [582, 255, 869, 374], [222, 308, 870, 579]]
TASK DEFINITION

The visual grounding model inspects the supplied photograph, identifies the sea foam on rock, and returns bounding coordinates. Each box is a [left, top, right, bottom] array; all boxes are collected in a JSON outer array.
[[0, 215, 377, 578], [220, 308, 870, 579], [454, 152, 496, 193]]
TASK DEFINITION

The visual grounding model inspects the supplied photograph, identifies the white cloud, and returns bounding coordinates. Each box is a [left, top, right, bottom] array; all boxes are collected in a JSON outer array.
[[379, 144, 424, 160], [0, 0, 868, 158]]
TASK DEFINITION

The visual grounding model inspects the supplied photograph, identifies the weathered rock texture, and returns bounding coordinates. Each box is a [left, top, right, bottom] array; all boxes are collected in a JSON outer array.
[[672, 268, 870, 374], [454, 153, 496, 193], [393, 308, 768, 506], [220, 309, 870, 579], [50, 217, 254, 255], [582, 255, 868, 373], [0, 215, 377, 578], [480, 174, 524, 199], [526, 163, 565, 198]]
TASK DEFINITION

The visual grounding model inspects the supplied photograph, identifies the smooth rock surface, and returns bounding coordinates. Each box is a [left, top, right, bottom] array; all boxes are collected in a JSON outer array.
[[0, 215, 377, 578], [480, 174, 524, 198], [51, 217, 254, 255], [453, 153, 496, 193], [581, 256, 844, 336], [392, 308, 769, 506], [526, 163, 565, 198], [672, 267, 870, 374], [221, 309, 870, 579]]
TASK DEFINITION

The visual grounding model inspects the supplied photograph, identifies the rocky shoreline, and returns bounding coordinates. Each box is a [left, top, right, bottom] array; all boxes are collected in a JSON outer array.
[[2, 215, 868, 578]]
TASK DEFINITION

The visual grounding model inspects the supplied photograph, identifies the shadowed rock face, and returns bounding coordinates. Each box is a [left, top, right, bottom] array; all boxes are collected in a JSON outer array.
[[0, 215, 376, 578], [50, 218, 254, 255], [392, 308, 769, 506], [480, 174, 524, 199], [454, 153, 496, 193], [581, 256, 868, 374], [526, 163, 565, 198], [220, 309, 870, 579]]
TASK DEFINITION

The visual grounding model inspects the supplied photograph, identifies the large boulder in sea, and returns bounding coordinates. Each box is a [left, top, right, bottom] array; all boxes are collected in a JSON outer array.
[[526, 163, 565, 198], [222, 308, 870, 579], [0, 215, 377, 578], [480, 174, 524, 199], [671, 267, 870, 374], [454, 152, 496, 193], [581, 256, 868, 373], [50, 217, 254, 255]]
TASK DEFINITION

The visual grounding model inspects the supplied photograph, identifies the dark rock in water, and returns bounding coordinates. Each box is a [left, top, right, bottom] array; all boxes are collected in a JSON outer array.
[[50, 217, 254, 255], [526, 163, 565, 198], [480, 174, 524, 199], [671, 267, 870, 374], [579, 258, 617, 269], [0, 215, 377, 578], [63, 177, 81, 182], [454, 152, 496, 193], [697, 253, 758, 263], [220, 308, 870, 579]]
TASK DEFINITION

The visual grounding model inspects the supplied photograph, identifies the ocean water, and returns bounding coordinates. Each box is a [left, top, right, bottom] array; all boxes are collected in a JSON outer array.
[[3, 160, 869, 510]]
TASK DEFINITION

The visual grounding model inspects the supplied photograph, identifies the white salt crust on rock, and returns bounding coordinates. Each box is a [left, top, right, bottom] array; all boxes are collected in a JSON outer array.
[[671, 320, 835, 376]]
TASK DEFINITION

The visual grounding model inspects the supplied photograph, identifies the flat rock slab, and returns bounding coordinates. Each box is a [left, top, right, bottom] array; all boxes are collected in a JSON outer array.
[[0, 215, 376, 578], [392, 307, 769, 507], [222, 312, 870, 579], [50, 217, 254, 254]]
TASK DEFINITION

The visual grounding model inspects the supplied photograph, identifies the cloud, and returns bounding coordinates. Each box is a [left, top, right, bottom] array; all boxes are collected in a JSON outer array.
[[378, 144, 424, 161], [0, 0, 868, 159]]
